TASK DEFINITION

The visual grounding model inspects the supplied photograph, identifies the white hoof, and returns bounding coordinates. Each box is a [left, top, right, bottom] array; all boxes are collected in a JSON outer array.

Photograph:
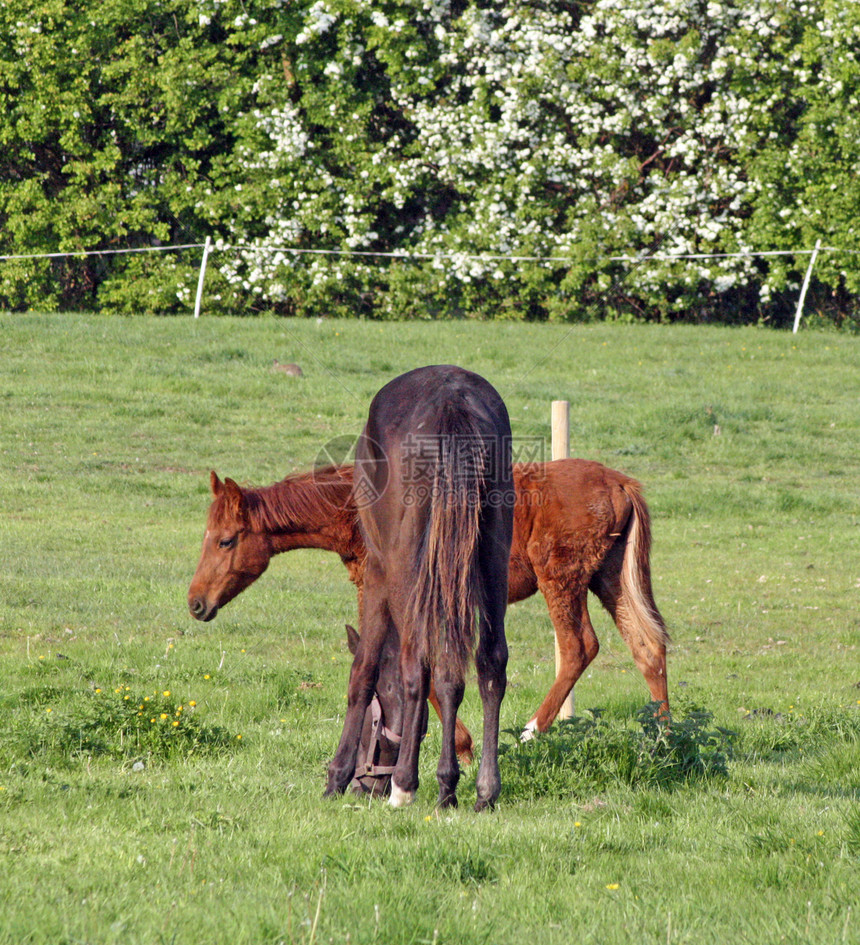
[[520, 720, 539, 743], [389, 781, 415, 808]]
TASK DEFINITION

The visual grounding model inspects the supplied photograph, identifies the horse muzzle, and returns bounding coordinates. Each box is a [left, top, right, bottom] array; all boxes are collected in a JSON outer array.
[[188, 596, 218, 622]]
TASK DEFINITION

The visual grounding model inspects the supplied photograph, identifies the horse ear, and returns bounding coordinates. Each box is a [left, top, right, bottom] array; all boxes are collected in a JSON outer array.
[[345, 624, 360, 655], [210, 471, 223, 497], [221, 478, 248, 524]]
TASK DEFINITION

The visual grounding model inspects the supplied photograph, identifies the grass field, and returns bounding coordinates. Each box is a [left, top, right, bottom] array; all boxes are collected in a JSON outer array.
[[0, 313, 858, 945]]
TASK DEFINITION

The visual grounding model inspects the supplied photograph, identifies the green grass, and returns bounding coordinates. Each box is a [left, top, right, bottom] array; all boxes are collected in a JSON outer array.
[[0, 313, 858, 944]]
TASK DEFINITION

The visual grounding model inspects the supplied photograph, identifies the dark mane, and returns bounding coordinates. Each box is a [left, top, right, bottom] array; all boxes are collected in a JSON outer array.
[[243, 465, 356, 534]]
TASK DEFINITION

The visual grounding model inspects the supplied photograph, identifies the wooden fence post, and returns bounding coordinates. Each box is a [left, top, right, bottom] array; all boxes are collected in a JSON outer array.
[[551, 401, 575, 720]]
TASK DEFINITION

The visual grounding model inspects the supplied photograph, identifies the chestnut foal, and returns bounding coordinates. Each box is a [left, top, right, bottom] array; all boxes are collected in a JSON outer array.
[[189, 459, 670, 756]]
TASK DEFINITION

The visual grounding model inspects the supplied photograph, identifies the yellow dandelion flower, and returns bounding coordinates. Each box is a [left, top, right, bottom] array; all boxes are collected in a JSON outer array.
[[172, 721, 180, 728], [95, 688, 102, 694], [160, 713, 168, 720], [163, 691, 170, 698], [150, 718, 157, 724], [236, 734, 242, 740], [606, 884, 620, 891], [124, 695, 131, 701], [204, 675, 210, 680], [189, 701, 197, 708], [46, 708, 52, 713], [574, 822, 582, 828]]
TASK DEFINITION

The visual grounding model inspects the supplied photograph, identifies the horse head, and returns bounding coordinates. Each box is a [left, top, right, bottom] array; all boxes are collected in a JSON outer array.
[[188, 471, 275, 622], [346, 623, 410, 797]]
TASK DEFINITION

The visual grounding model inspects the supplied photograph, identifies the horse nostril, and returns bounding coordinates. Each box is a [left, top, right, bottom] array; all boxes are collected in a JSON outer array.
[[190, 598, 205, 617]]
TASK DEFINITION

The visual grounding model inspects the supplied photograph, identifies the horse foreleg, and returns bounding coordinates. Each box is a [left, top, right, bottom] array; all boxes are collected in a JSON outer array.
[[428, 680, 474, 765], [431, 664, 465, 808], [390, 639, 430, 809], [521, 583, 597, 740], [325, 574, 388, 796]]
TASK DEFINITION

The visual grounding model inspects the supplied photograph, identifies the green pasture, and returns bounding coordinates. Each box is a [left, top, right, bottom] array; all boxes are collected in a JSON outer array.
[[0, 314, 858, 945]]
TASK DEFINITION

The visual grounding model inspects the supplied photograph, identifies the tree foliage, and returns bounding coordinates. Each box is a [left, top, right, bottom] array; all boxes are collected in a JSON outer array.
[[1, 0, 858, 324]]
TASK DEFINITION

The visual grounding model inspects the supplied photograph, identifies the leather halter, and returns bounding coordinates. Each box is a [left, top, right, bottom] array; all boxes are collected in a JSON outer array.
[[351, 694, 401, 787]]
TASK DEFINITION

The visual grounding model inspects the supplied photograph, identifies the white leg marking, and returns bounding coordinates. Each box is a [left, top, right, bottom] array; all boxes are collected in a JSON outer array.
[[520, 718, 539, 743], [389, 780, 415, 808]]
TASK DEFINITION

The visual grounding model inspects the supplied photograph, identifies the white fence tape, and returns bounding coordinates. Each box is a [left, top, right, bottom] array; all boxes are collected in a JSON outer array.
[[1, 240, 856, 323]]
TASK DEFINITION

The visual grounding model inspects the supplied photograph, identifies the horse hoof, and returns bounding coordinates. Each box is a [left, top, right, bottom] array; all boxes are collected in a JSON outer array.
[[473, 797, 495, 813], [389, 781, 415, 808], [520, 720, 538, 742]]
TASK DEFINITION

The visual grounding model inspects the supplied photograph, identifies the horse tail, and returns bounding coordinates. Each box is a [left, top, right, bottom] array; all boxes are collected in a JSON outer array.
[[410, 406, 486, 681], [618, 480, 670, 657]]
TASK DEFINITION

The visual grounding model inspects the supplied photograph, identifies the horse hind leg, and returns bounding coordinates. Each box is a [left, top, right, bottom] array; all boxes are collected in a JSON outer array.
[[590, 540, 669, 715], [473, 544, 510, 812], [473, 613, 507, 812], [522, 581, 598, 740]]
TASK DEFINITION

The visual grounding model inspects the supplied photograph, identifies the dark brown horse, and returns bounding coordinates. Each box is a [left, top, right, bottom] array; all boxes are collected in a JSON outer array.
[[188, 458, 669, 756], [323, 366, 514, 810]]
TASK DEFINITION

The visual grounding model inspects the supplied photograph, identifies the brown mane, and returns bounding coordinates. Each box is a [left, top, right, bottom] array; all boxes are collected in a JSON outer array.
[[240, 465, 356, 536]]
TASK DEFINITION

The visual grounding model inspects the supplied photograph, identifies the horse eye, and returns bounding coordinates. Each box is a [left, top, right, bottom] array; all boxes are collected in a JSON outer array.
[[218, 536, 237, 550]]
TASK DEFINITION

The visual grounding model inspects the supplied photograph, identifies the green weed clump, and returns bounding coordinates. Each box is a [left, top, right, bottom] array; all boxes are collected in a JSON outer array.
[[499, 703, 733, 801], [2, 685, 238, 767]]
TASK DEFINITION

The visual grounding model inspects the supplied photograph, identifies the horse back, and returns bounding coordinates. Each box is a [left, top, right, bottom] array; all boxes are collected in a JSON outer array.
[[355, 365, 514, 674], [512, 459, 640, 579], [356, 365, 512, 550]]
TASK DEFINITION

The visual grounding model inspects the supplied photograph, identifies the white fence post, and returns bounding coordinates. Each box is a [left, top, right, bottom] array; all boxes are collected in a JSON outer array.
[[793, 238, 822, 334], [551, 400, 575, 721], [193, 236, 212, 318]]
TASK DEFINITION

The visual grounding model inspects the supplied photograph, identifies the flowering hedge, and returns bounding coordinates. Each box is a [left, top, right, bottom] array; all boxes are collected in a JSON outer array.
[[1, 0, 858, 324]]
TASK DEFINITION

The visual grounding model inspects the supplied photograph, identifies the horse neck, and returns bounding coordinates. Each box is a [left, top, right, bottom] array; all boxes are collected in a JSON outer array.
[[248, 474, 360, 559]]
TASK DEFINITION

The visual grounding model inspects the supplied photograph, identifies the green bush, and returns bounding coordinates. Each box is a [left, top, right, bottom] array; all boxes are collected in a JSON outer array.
[[498, 703, 734, 800], [1, 685, 238, 767], [1, 0, 859, 324]]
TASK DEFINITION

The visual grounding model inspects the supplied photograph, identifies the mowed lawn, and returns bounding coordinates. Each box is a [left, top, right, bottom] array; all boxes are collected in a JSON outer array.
[[0, 313, 858, 945]]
